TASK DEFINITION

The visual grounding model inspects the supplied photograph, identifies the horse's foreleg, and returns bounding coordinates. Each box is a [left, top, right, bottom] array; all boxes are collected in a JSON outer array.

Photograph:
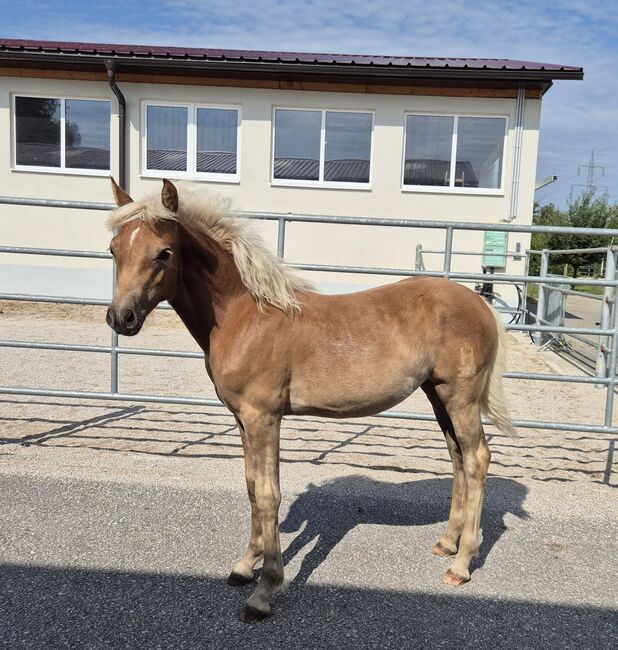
[[422, 382, 466, 558], [228, 418, 263, 586], [441, 402, 490, 586], [238, 410, 283, 623]]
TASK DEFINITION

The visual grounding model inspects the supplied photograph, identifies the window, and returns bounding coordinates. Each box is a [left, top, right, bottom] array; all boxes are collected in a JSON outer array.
[[143, 102, 240, 181], [14, 96, 111, 173], [403, 114, 507, 192], [273, 108, 373, 186]]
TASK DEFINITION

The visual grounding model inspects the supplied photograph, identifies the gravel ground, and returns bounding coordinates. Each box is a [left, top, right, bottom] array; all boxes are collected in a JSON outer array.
[[0, 300, 614, 484]]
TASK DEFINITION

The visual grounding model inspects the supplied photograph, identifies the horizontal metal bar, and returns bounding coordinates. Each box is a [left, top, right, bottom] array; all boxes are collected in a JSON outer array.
[[563, 332, 601, 349], [291, 262, 617, 287], [0, 339, 203, 359], [507, 323, 612, 335], [414, 249, 522, 258], [2, 340, 607, 384], [0, 293, 174, 310], [0, 386, 615, 434], [529, 246, 618, 255], [0, 386, 222, 407], [0, 293, 110, 307], [0, 294, 609, 336], [245, 210, 618, 237], [0, 245, 111, 259], [503, 371, 611, 385], [0, 197, 115, 211], [546, 286, 604, 301], [1, 195, 618, 237]]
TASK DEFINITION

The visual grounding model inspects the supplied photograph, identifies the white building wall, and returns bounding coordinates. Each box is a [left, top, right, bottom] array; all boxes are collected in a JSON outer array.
[[0, 75, 541, 303]]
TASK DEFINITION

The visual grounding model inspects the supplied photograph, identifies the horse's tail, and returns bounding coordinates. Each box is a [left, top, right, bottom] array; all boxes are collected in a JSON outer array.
[[482, 308, 518, 439]]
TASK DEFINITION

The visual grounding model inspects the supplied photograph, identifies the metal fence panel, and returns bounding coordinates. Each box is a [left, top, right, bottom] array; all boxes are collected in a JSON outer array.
[[0, 195, 616, 435]]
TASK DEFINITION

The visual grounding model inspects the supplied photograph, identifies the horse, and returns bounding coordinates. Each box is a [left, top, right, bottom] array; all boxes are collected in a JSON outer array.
[[106, 178, 516, 623]]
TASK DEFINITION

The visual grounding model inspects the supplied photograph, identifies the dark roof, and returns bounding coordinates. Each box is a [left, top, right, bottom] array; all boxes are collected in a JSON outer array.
[[0, 38, 583, 83]]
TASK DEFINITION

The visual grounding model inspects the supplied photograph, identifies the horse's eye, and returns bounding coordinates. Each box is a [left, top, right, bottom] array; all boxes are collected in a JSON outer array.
[[156, 249, 172, 263]]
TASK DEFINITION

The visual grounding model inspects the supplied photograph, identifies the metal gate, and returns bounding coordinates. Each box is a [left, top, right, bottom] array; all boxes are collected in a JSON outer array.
[[1, 195, 617, 435]]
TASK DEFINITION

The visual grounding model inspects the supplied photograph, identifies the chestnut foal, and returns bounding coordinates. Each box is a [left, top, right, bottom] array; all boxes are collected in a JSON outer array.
[[106, 179, 515, 622]]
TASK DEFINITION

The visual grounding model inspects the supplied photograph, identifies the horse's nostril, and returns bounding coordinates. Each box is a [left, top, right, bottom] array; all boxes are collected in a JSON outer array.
[[106, 308, 115, 328], [124, 309, 137, 329]]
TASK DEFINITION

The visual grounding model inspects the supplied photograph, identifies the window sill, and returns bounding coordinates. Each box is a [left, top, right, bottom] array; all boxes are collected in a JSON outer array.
[[271, 179, 372, 191], [11, 166, 111, 177], [401, 185, 504, 197], [141, 170, 240, 184]]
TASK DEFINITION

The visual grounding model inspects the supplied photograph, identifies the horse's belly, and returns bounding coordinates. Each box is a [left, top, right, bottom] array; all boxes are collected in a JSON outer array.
[[288, 372, 421, 418]]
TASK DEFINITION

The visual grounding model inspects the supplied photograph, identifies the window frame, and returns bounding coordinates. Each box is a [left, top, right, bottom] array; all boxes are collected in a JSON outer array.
[[141, 100, 242, 183], [11, 93, 112, 176], [401, 111, 509, 196], [271, 106, 375, 190]]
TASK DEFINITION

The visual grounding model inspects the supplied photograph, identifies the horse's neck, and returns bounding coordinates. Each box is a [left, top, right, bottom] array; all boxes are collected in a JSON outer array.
[[170, 225, 249, 354]]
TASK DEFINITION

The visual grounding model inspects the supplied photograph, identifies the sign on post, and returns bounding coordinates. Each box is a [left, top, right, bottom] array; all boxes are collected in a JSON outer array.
[[483, 231, 508, 268]]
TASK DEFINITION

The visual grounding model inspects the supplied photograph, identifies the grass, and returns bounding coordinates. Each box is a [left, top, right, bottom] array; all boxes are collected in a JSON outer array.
[[524, 282, 605, 300], [525, 282, 604, 299], [572, 284, 604, 296]]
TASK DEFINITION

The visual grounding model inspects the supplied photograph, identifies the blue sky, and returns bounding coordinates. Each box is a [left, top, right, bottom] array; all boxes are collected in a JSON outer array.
[[3, 0, 617, 207]]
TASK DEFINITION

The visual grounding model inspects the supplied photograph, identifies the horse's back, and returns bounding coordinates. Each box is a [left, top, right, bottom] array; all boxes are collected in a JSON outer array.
[[283, 277, 496, 417]]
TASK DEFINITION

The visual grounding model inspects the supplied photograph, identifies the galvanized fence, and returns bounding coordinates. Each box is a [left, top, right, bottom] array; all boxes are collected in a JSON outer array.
[[529, 246, 617, 381], [0, 195, 617, 435]]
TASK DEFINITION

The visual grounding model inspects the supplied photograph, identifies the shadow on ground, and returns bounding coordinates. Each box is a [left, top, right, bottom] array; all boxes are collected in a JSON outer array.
[[0, 562, 613, 649], [281, 476, 528, 586], [1, 397, 615, 485]]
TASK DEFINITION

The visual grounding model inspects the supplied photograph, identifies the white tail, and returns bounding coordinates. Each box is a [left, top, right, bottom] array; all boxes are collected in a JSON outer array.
[[482, 309, 518, 438]]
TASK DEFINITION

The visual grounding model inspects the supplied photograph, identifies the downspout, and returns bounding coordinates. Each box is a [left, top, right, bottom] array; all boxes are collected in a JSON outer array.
[[104, 60, 126, 396], [506, 83, 526, 222], [105, 60, 126, 189]]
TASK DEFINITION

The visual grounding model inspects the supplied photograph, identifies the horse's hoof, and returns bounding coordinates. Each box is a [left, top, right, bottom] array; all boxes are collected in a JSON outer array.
[[432, 542, 456, 558], [240, 604, 270, 624], [227, 571, 253, 587], [442, 568, 470, 587]]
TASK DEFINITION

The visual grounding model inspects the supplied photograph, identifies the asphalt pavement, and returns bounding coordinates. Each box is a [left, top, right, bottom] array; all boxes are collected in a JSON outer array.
[[0, 433, 616, 649]]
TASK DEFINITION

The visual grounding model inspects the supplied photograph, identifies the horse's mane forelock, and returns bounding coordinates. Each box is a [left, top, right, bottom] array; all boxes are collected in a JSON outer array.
[[107, 184, 313, 314]]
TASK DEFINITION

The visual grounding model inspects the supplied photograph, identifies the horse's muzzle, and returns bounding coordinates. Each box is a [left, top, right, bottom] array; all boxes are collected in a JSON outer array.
[[106, 306, 143, 336]]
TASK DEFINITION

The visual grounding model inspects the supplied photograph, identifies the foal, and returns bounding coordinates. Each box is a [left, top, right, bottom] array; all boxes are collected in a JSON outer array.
[[106, 179, 515, 622]]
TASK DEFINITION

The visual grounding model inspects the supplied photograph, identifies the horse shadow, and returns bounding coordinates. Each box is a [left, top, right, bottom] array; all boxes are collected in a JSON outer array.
[[280, 475, 528, 587]]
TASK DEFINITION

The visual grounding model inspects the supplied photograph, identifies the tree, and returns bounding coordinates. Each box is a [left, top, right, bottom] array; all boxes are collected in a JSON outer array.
[[531, 190, 618, 277]]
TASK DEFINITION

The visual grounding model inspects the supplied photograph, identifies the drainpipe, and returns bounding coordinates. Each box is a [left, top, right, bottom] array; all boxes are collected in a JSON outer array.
[[105, 60, 126, 189], [507, 82, 526, 222], [104, 60, 126, 396]]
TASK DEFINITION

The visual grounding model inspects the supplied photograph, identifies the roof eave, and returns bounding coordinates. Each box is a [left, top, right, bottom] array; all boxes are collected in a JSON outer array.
[[0, 50, 584, 83]]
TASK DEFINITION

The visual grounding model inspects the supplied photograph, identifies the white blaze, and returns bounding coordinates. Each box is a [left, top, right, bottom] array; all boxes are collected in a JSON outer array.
[[129, 225, 140, 248]]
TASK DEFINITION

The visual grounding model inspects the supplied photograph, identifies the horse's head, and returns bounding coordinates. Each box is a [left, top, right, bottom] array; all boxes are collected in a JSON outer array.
[[106, 179, 181, 336]]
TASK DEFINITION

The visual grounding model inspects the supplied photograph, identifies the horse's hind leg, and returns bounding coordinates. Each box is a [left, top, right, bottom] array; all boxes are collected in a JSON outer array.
[[422, 381, 465, 558], [228, 417, 264, 586], [440, 395, 491, 586]]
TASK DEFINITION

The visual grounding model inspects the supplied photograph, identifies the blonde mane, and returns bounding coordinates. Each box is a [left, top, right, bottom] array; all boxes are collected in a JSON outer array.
[[108, 184, 313, 313]]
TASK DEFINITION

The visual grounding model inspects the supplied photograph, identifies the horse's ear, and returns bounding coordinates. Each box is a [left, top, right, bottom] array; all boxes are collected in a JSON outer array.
[[161, 179, 178, 213], [110, 177, 133, 207]]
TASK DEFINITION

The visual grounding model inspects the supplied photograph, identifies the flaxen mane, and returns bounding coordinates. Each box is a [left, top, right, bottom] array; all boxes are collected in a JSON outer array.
[[108, 184, 313, 313]]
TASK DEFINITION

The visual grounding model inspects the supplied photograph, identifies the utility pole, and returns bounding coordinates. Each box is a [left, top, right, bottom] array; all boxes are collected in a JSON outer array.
[[571, 150, 608, 193]]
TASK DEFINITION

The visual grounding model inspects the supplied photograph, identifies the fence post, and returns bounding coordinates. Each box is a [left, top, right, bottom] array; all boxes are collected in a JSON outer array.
[[604, 250, 618, 427], [598, 247, 617, 383], [534, 249, 549, 345], [415, 244, 423, 271], [277, 217, 287, 259], [110, 261, 119, 394], [443, 227, 453, 277]]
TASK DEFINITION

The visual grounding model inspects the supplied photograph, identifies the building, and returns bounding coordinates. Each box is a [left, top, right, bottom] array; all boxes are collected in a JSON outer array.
[[0, 39, 583, 304]]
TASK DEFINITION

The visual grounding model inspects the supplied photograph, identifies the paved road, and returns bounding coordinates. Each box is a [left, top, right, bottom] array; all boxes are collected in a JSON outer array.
[[0, 424, 616, 649]]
